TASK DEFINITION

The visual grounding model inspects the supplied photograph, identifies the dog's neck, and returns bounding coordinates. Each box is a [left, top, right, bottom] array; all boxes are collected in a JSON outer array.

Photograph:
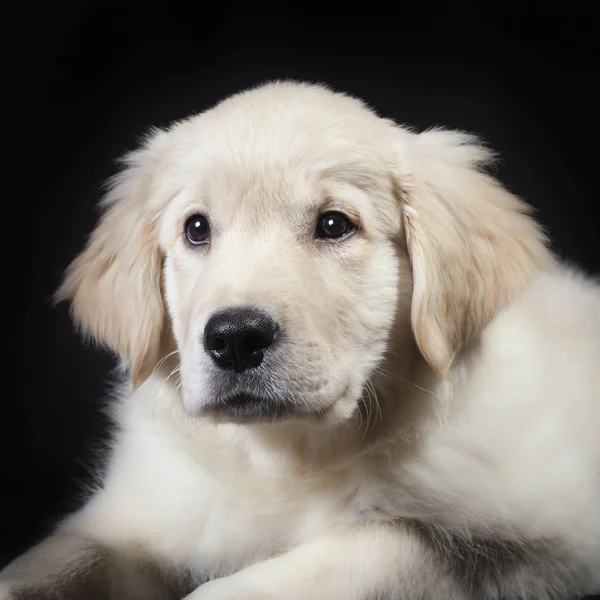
[[240, 356, 440, 476]]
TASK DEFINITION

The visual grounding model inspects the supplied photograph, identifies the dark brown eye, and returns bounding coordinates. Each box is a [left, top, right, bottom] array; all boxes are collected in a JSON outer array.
[[315, 211, 355, 240], [185, 214, 210, 245]]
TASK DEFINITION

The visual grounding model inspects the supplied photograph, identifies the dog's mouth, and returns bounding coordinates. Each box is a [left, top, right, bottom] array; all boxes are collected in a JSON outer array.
[[200, 392, 297, 424]]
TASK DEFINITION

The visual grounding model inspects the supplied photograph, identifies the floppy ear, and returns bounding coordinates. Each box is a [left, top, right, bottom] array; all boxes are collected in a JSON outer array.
[[394, 128, 554, 376], [55, 131, 167, 388]]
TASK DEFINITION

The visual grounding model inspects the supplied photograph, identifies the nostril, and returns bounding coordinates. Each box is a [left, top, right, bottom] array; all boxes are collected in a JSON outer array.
[[243, 331, 275, 353], [209, 337, 227, 351]]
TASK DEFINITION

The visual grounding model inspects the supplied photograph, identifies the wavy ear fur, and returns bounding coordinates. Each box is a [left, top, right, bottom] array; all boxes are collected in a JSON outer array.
[[394, 128, 555, 376], [55, 130, 168, 388]]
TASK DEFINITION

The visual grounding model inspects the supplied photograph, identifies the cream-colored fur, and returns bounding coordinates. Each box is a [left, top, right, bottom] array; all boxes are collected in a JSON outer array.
[[2, 81, 599, 600]]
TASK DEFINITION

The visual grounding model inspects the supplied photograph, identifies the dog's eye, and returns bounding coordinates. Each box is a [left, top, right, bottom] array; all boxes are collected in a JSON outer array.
[[185, 214, 210, 245], [315, 211, 356, 240]]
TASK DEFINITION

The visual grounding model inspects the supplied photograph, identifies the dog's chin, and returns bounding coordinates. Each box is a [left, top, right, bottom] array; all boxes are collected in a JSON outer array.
[[192, 392, 312, 425], [180, 374, 359, 426], [199, 393, 288, 424], [195, 392, 361, 427]]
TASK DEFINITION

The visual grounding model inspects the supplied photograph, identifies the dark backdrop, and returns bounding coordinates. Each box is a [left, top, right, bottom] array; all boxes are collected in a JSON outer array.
[[5, 0, 600, 584]]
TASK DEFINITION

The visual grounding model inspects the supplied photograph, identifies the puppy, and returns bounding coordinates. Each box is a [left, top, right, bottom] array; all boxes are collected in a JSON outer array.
[[3, 81, 599, 600]]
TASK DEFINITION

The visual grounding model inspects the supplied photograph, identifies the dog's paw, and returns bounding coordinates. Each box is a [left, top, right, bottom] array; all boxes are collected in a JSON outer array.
[[184, 577, 276, 600]]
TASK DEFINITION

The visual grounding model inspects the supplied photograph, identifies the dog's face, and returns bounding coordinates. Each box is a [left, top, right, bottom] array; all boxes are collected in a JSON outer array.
[[158, 129, 408, 424], [56, 82, 551, 426]]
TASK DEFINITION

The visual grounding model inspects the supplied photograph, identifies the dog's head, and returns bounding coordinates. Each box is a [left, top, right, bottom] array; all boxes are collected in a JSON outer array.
[[56, 82, 552, 424]]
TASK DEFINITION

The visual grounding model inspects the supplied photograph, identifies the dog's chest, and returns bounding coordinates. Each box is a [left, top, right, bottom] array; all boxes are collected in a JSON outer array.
[[186, 465, 358, 571], [113, 418, 365, 574]]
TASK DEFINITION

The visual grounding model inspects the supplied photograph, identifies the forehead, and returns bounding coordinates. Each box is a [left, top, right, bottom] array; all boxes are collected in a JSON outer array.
[[167, 85, 393, 178], [157, 84, 400, 228]]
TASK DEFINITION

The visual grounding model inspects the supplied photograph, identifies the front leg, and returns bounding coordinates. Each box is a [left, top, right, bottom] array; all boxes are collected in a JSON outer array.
[[185, 522, 458, 600], [185, 522, 595, 600], [0, 532, 181, 600]]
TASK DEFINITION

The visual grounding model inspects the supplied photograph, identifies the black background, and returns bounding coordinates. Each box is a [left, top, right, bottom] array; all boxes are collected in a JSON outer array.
[[5, 0, 600, 588]]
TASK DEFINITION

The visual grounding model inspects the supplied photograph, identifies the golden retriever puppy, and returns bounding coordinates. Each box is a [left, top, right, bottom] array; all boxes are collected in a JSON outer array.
[[2, 81, 599, 600]]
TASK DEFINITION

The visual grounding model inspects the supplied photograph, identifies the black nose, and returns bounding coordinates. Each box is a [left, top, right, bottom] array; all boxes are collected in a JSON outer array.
[[203, 307, 279, 372]]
